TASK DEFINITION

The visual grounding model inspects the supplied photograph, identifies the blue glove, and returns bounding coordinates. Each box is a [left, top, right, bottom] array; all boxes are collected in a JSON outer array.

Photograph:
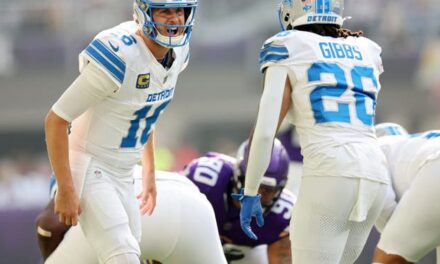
[[231, 189, 264, 240]]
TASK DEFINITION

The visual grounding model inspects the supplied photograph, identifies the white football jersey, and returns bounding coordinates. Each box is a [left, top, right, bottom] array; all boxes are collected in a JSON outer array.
[[379, 131, 440, 199], [69, 21, 189, 171], [260, 30, 383, 153]]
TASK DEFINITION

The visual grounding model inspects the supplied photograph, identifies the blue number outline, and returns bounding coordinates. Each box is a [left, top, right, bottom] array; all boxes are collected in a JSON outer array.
[[121, 35, 137, 46], [120, 100, 171, 148], [308, 62, 378, 125], [351, 66, 378, 125], [309, 63, 350, 123]]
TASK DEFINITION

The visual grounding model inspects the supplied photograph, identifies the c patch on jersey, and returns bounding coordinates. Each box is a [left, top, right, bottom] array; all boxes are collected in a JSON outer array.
[[136, 73, 150, 89]]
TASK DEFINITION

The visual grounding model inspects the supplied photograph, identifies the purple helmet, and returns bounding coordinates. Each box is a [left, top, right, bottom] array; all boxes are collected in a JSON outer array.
[[236, 138, 289, 190]]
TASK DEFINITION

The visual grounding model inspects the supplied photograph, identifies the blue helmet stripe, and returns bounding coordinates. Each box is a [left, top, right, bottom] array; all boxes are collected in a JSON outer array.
[[85, 45, 125, 83], [316, 0, 331, 14], [91, 40, 126, 73], [385, 126, 397, 135]]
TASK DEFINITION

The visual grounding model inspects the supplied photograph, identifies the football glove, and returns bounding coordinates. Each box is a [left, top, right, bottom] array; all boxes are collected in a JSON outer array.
[[231, 189, 264, 240]]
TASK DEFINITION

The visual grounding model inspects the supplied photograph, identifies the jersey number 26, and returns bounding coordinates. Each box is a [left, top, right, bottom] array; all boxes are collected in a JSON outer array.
[[309, 62, 378, 126]]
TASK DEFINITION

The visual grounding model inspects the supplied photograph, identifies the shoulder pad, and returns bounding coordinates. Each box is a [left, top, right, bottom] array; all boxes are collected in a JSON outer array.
[[183, 155, 235, 190], [259, 31, 293, 72], [205, 152, 237, 164], [80, 29, 131, 87], [361, 36, 383, 74]]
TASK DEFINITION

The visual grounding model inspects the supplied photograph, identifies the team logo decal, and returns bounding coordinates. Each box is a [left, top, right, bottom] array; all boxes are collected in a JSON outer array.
[[108, 40, 119, 52], [136, 73, 150, 89], [301, 0, 313, 11], [282, 0, 293, 7]]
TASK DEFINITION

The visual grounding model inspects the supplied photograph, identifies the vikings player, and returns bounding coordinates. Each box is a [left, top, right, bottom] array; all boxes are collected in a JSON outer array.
[[43, 0, 197, 263], [184, 139, 294, 264], [276, 124, 303, 196], [374, 123, 440, 264], [234, 0, 389, 263]]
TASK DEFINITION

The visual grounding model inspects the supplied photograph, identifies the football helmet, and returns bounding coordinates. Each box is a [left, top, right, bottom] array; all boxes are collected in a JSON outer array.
[[278, 0, 344, 30], [375, 122, 409, 137], [133, 0, 197, 48], [235, 139, 289, 208]]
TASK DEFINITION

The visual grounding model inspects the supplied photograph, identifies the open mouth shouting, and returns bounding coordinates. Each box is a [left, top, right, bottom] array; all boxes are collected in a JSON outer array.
[[167, 26, 181, 37]]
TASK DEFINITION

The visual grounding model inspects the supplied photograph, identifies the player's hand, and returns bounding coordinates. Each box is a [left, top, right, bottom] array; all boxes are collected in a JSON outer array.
[[231, 189, 264, 240], [54, 186, 81, 226], [138, 171, 157, 216]]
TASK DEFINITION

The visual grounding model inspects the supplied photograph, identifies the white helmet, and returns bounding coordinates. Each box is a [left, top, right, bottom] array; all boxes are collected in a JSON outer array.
[[278, 0, 344, 30], [375, 123, 409, 137], [133, 0, 197, 48]]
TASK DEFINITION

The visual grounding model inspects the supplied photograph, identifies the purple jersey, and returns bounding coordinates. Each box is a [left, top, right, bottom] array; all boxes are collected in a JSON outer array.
[[277, 126, 303, 162], [184, 152, 295, 247]]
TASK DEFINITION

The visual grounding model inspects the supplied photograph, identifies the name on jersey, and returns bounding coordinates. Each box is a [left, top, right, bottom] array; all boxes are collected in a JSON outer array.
[[146, 87, 174, 102], [307, 15, 338, 23], [319, 42, 363, 61]]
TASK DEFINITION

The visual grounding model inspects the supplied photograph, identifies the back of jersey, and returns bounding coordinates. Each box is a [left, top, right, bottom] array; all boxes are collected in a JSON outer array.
[[379, 131, 440, 198], [260, 30, 383, 154]]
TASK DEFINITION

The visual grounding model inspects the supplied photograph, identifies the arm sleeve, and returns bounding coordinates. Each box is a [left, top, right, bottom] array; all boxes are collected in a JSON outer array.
[[244, 66, 288, 195], [51, 63, 119, 122]]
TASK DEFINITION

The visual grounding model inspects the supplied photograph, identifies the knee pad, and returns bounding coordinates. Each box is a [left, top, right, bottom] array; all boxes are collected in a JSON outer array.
[[89, 223, 140, 263]]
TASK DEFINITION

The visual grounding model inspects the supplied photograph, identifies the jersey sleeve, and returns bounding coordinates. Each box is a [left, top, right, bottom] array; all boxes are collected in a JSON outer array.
[[52, 63, 118, 122], [364, 37, 384, 75], [79, 33, 127, 87], [259, 32, 291, 72]]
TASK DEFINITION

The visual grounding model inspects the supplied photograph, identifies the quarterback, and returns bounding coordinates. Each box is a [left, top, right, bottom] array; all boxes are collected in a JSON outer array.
[[42, 0, 197, 263]]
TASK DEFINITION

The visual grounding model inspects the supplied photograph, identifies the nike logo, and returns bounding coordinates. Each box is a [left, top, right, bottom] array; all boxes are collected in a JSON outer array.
[[108, 41, 119, 52]]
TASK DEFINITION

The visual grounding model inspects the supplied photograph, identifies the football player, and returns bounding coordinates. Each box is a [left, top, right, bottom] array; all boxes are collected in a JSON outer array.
[[184, 139, 294, 264], [277, 124, 303, 196], [234, 0, 389, 263], [374, 123, 440, 264], [43, 0, 197, 263], [37, 168, 227, 264]]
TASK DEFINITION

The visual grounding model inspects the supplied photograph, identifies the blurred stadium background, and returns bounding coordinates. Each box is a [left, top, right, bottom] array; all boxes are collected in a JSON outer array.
[[0, 0, 439, 263]]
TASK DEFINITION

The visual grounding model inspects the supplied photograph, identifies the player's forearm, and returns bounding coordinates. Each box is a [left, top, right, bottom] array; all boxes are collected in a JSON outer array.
[[44, 110, 74, 190], [268, 236, 292, 264], [244, 67, 288, 195], [141, 130, 156, 179]]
